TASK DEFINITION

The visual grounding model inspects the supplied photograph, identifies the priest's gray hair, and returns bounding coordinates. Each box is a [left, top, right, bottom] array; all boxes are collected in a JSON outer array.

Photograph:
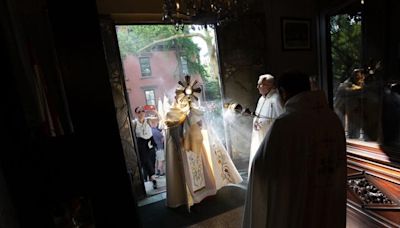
[[258, 74, 274, 84]]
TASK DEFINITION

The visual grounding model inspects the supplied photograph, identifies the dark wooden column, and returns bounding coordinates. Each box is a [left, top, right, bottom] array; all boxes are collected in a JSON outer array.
[[46, 0, 141, 227]]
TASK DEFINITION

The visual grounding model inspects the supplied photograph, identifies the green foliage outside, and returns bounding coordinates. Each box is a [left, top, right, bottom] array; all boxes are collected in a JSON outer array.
[[330, 14, 362, 89], [202, 80, 220, 101], [116, 25, 221, 102], [116, 26, 177, 57], [117, 26, 207, 79]]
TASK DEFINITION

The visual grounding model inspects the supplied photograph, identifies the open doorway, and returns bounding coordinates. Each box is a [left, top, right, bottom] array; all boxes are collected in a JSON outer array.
[[114, 24, 227, 202]]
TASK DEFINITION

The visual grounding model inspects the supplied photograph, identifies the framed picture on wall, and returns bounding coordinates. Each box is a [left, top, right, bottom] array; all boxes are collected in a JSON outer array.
[[281, 18, 311, 50]]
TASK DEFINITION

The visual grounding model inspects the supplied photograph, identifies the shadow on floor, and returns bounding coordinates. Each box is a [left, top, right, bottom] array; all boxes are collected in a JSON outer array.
[[138, 185, 246, 228], [188, 206, 244, 228]]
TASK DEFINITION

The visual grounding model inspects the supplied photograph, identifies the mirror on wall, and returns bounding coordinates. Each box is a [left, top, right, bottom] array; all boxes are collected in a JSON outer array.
[[327, 0, 400, 163], [329, 4, 364, 141]]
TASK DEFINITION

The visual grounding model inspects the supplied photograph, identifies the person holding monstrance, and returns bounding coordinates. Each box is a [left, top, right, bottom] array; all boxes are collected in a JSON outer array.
[[164, 76, 243, 211]]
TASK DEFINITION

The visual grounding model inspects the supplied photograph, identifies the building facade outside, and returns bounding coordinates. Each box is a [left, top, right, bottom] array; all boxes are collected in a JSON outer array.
[[122, 49, 204, 112]]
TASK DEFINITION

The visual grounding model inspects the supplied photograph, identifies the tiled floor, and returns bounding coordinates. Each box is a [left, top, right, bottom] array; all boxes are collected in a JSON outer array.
[[185, 205, 379, 228], [138, 175, 167, 207], [138, 185, 246, 228], [188, 207, 244, 228], [138, 192, 167, 207]]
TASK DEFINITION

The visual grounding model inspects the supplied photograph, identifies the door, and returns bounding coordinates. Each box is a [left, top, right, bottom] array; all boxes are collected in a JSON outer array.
[[99, 17, 146, 200]]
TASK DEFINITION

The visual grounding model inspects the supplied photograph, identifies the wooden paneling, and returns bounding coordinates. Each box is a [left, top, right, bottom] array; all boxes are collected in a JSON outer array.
[[348, 155, 400, 185], [347, 139, 400, 168], [347, 141, 400, 227], [346, 203, 390, 228]]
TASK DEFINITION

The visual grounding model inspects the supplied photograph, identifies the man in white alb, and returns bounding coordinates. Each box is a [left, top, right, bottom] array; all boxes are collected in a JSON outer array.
[[243, 71, 346, 228], [249, 74, 283, 170]]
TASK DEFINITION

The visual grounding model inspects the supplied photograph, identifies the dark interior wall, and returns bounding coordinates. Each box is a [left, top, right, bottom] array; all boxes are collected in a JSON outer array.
[[46, 1, 141, 227], [2, 0, 56, 226], [2, 0, 141, 227], [363, 0, 386, 73], [263, 0, 318, 77], [215, 0, 319, 161], [218, 0, 320, 108], [217, 0, 319, 107], [0, 167, 19, 228], [0, 11, 20, 219], [385, 0, 400, 80], [366, 0, 400, 147]]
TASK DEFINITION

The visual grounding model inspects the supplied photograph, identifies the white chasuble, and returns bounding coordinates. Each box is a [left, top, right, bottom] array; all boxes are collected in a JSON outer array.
[[185, 150, 205, 192], [165, 108, 243, 210], [204, 128, 243, 190]]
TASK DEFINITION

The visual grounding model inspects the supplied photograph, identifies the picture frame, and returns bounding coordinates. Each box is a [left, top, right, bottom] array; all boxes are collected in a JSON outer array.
[[281, 18, 311, 50]]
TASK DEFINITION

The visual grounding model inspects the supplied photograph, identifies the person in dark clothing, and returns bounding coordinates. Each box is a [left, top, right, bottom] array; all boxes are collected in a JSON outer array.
[[133, 106, 157, 189]]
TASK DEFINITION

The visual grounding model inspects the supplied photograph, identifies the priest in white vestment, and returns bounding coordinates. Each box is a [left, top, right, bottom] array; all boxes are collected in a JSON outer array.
[[243, 71, 347, 228], [249, 74, 283, 170], [164, 87, 242, 211]]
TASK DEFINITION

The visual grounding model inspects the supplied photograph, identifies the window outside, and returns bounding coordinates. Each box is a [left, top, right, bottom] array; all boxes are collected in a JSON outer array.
[[144, 89, 156, 106], [139, 57, 151, 77]]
